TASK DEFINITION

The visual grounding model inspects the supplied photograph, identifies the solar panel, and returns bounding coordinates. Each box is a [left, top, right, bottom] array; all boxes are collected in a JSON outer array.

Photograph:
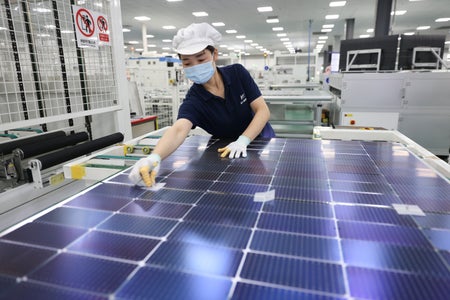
[[1, 135, 449, 299]]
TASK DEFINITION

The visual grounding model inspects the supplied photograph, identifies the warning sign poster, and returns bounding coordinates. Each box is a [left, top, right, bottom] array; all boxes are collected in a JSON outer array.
[[72, 5, 110, 49]]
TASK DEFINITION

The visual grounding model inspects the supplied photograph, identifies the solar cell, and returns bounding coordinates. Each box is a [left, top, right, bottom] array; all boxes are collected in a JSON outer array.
[[68, 230, 160, 260], [347, 267, 450, 299], [120, 200, 191, 219], [0, 241, 56, 276], [2, 222, 87, 248], [342, 239, 450, 276], [147, 240, 243, 276], [116, 266, 232, 300], [240, 253, 346, 294], [0, 136, 448, 299], [29, 253, 135, 294]]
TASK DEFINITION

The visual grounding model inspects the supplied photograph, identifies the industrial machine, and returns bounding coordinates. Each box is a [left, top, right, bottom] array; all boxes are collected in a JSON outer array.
[[328, 71, 450, 157]]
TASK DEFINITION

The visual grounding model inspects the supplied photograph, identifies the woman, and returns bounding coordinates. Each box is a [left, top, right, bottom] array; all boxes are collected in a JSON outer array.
[[129, 22, 275, 186]]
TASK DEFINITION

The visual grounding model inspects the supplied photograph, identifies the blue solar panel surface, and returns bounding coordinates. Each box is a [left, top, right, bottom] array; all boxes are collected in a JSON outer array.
[[1, 136, 449, 299]]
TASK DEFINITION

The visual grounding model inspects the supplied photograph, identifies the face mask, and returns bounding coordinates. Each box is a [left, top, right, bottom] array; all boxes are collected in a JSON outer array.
[[184, 60, 215, 84]]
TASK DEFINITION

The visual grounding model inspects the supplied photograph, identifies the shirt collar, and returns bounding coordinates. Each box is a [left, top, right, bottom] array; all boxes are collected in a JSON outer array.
[[192, 67, 230, 102]]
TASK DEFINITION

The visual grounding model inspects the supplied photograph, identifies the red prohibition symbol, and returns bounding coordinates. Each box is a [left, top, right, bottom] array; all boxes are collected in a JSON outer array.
[[97, 16, 108, 32], [76, 8, 95, 37]]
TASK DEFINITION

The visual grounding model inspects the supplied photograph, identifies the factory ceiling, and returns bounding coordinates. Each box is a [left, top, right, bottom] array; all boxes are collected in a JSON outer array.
[[119, 0, 450, 56]]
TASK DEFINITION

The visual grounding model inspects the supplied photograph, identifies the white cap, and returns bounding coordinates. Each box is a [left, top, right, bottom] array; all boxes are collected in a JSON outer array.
[[172, 23, 222, 55]]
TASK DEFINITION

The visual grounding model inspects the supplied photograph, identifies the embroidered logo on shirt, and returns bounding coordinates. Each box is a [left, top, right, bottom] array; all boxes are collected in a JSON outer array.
[[240, 93, 247, 104]]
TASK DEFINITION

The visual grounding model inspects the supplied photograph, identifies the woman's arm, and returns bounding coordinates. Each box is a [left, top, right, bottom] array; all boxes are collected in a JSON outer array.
[[152, 118, 193, 159], [241, 96, 271, 141]]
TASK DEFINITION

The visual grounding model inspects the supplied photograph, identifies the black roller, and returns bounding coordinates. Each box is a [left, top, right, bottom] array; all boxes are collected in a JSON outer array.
[[18, 132, 89, 159], [0, 131, 66, 155], [35, 132, 124, 170]]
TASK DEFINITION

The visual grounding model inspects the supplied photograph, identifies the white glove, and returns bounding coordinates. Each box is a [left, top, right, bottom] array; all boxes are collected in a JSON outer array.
[[128, 153, 161, 186], [218, 135, 251, 158]]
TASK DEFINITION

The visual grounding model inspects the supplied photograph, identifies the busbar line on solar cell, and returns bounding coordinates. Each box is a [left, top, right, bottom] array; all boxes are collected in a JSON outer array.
[[334, 205, 418, 227], [120, 200, 192, 219], [328, 172, 388, 184], [337, 220, 433, 248], [197, 192, 262, 211], [332, 190, 402, 206], [263, 199, 334, 218], [330, 181, 396, 194]]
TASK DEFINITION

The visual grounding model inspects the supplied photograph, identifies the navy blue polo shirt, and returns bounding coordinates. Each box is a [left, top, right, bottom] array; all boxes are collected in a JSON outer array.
[[177, 63, 275, 139]]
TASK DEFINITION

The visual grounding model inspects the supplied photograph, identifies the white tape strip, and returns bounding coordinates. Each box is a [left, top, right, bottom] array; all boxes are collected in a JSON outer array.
[[392, 204, 425, 216], [144, 182, 166, 191], [254, 189, 275, 202]]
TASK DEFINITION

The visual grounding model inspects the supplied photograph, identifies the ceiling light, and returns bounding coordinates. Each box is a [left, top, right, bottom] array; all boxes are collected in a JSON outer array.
[[166, 0, 183, 2], [147, 44, 156, 48], [446, 41, 450, 44], [359, 34, 370, 38], [416, 25, 430, 30], [134, 16, 151, 21], [162, 39, 172, 42], [367, 28, 374, 33], [129, 41, 140, 44], [33, 8, 51, 13], [329, 1, 346, 7], [404, 32, 415, 35], [61, 30, 74, 34], [146, 34, 154, 38], [318, 40, 326, 44], [321, 29, 332, 32], [244, 40, 253, 43], [435, 18, 450, 22], [272, 27, 284, 31], [212, 22, 225, 26], [192, 11, 208, 17], [391, 10, 407, 16], [251, 43, 259, 46], [277, 33, 287, 37], [236, 35, 246, 39], [122, 28, 131, 32], [319, 36, 329, 40], [135, 48, 143, 52], [266, 17, 279, 24], [162, 25, 176, 29], [257, 6, 273, 12], [280, 38, 289, 41], [322, 24, 335, 28], [325, 14, 339, 20], [226, 29, 237, 34]]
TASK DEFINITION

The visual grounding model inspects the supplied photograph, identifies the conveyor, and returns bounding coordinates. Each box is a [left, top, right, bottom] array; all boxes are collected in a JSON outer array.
[[0, 128, 449, 299]]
